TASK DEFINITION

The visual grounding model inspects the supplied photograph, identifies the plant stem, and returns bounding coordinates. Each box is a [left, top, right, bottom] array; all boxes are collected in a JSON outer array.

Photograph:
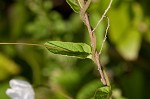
[[82, 6, 107, 86], [82, 0, 111, 86], [94, 51, 107, 85]]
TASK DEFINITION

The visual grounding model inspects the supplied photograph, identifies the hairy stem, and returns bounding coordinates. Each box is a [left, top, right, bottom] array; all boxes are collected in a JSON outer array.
[[81, 0, 108, 86], [80, 0, 113, 87]]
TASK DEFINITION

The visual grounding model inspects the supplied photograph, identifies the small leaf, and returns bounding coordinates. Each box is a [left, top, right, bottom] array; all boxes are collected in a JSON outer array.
[[77, 80, 103, 99], [94, 86, 111, 99], [45, 41, 92, 58], [66, 0, 80, 13]]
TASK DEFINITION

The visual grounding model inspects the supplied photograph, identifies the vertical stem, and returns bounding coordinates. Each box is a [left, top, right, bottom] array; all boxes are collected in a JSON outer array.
[[83, 10, 108, 86], [82, 0, 111, 86], [95, 51, 107, 85]]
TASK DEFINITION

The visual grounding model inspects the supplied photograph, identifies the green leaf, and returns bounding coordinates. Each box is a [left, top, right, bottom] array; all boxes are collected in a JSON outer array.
[[77, 80, 103, 99], [108, 3, 142, 60], [45, 41, 92, 58], [94, 86, 111, 99], [108, 3, 130, 43], [66, 0, 80, 13], [0, 53, 20, 80], [116, 29, 141, 60], [112, 89, 127, 99]]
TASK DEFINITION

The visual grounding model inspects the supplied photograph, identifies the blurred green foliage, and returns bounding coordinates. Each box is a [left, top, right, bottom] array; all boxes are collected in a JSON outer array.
[[0, 0, 150, 99]]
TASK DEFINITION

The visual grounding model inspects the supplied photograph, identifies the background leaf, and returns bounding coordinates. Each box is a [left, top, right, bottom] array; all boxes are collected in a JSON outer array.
[[76, 80, 103, 99], [108, 3, 142, 60], [45, 41, 92, 58], [0, 53, 20, 80]]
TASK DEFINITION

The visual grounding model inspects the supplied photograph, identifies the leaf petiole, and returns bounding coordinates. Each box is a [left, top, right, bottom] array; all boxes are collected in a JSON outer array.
[[0, 42, 45, 47]]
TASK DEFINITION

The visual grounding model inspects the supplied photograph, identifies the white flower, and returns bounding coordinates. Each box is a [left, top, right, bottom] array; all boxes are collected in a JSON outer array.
[[6, 79, 35, 99]]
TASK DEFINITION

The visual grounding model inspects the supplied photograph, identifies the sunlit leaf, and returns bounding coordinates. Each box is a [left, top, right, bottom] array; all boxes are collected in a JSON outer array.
[[108, 3, 142, 60], [132, 3, 143, 27], [94, 86, 111, 99], [0, 53, 20, 80], [45, 41, 92, 58], [117, 29, 141, 60], [112, 89, 127, 99], [108, 3, 130, 43]]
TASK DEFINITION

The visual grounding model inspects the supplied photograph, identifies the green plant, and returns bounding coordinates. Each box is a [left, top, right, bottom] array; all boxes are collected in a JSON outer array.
[[0, 0, 113, 98], [64, 0, 113, 98], [1, 0, 150, 99]]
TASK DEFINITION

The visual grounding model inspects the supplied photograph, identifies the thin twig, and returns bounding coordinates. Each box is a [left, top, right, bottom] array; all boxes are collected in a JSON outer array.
[[99, 16, 110, 55], [0, 42, 44, 47], [92, 0, 113, 33], [0, 42, 61, 50]]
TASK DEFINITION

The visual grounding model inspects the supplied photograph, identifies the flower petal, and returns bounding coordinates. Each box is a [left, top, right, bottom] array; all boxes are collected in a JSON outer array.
[[6, 79, 35, 99]]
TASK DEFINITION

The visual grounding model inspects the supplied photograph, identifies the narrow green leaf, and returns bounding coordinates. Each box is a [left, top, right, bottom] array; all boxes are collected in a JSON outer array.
[[94, 86, 111, 99], [45, 41, 92, 59], [66, 0, 80, 13]]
